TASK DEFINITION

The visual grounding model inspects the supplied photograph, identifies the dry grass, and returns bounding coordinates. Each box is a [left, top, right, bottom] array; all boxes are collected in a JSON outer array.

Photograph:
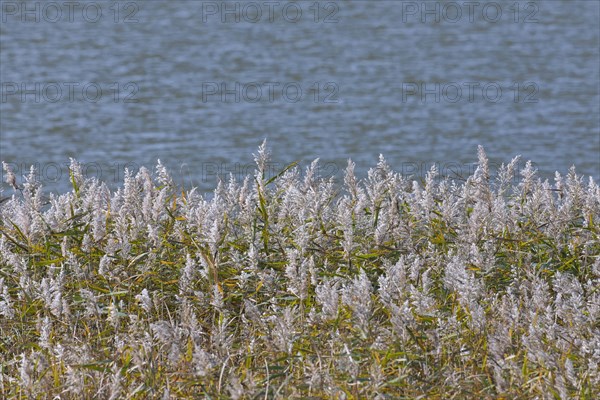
[[0, 144, 599, 399]]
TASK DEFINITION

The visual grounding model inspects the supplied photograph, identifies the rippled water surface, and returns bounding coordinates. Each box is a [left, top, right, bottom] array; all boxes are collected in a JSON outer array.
[[1, 0, 598, 192]]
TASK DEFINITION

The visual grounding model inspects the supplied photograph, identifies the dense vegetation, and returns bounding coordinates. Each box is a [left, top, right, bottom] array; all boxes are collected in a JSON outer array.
[[1, 144, 599, 399]]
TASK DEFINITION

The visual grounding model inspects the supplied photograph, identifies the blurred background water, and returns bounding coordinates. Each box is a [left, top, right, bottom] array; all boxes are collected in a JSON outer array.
[[1, 0, 598, 194]]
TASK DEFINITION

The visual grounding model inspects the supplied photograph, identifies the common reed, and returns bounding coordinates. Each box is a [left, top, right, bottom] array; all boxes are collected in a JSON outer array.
[[0, 144, 598, 399]]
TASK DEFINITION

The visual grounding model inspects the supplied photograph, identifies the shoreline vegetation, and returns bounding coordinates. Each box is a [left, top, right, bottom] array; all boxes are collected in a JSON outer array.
[[0, 143, 599, 399]]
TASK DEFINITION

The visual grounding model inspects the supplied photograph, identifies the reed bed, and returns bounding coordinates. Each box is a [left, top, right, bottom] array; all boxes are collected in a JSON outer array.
[[0, 143, 599, 399]]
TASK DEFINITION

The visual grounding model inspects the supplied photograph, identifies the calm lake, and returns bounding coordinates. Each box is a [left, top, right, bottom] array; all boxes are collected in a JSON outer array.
[[1, 0, 598, 193]]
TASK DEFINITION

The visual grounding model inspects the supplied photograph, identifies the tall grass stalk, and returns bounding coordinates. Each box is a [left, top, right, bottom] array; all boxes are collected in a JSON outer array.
[[0, 145, 599, 399]]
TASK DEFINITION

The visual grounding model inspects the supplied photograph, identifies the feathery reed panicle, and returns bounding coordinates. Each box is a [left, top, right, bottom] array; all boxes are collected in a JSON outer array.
[[0, 145, 599, 399]]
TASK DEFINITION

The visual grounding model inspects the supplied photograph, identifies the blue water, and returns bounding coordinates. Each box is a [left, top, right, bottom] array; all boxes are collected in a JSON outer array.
[[1, 0, 598, 193]]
